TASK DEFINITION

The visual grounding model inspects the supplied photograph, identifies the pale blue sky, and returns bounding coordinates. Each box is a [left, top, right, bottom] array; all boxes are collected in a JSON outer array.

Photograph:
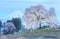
[[0, 0, 60, 25]]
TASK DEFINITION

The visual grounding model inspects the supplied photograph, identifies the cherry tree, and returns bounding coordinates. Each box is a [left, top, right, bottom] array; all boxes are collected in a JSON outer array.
[[24, 5, 47, 30], [49, 7, 56, 17], [23, 5, 58, 30], [3, 22, 16, 35]]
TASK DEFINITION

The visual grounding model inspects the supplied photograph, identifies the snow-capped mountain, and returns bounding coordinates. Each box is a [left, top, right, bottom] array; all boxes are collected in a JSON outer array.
[[2, 10, 24, 23], [3, 10, 24, 19]]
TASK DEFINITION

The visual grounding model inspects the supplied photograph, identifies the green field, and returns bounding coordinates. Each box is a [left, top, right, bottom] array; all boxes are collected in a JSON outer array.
[[7, 29, 60, 37]]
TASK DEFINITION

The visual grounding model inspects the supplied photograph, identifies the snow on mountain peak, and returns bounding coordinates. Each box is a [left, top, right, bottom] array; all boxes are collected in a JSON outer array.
[[3, 10, 24, 19]]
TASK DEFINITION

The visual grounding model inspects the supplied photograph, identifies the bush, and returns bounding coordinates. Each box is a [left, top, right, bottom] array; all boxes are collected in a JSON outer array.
[[3, 22, 16, 35]]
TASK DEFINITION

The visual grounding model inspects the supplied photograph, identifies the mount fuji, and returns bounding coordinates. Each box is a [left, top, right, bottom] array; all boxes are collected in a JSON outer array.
[[2, 10, 24, 22]]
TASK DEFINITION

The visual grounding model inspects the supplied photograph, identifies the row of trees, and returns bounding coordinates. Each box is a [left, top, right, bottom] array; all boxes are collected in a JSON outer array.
[[0, 18, 22, 35]]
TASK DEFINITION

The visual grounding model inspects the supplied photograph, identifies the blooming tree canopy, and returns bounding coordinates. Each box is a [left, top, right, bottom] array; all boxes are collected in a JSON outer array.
[[3, 22, 16, 34], [23, 5, 58, 30]]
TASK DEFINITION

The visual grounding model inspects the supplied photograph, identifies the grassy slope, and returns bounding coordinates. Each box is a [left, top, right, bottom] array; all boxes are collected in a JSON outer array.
[[7, 29, 60, 37]]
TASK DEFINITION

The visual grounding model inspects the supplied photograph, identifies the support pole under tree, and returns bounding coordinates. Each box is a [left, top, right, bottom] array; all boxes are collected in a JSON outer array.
[[39, 23, 41, 29]]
